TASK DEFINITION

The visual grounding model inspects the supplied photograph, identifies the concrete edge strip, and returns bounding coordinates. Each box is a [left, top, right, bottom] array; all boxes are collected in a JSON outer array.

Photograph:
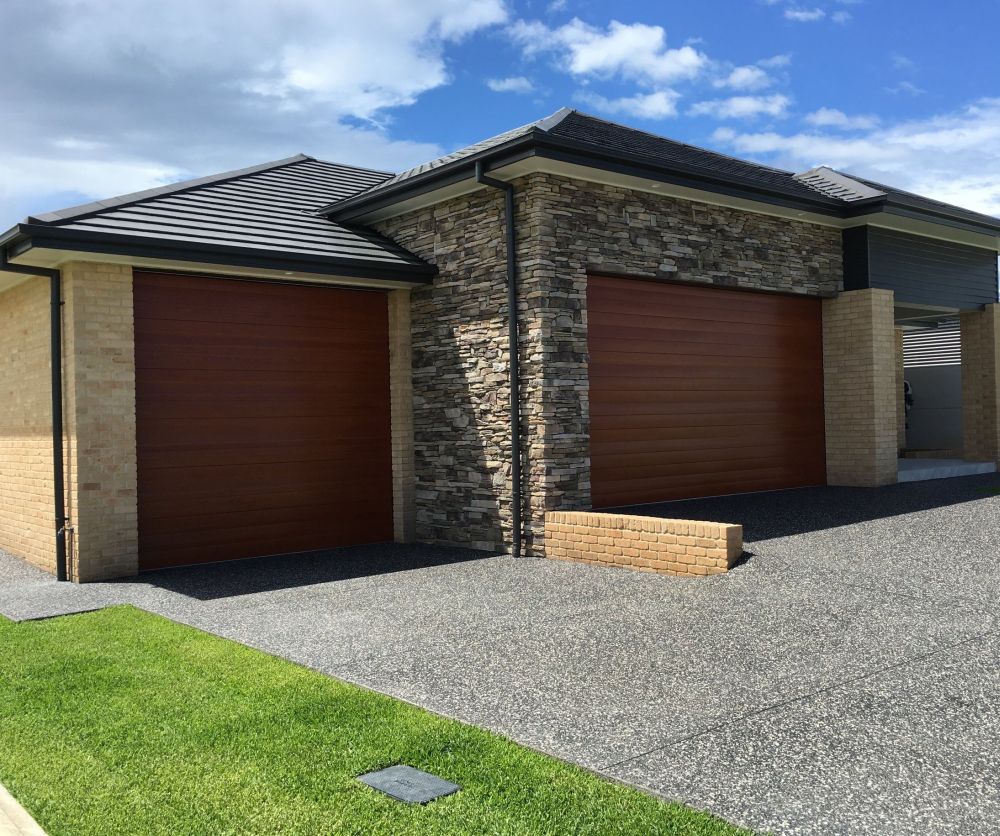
[[0, 783, 46, 836]]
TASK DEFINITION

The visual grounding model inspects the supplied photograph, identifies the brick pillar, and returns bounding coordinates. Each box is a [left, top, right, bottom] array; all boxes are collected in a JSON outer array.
[[960, 304, 1000, 462], [61, 262, 138, 581], [388, 289, 416, 542], [896, 329, 907, 451], [822, 288, 898, 486]]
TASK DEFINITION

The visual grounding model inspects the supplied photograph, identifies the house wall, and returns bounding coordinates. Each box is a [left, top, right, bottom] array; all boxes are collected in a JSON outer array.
[[822, 288, 899, 486], [961, 304, 1000, 462], [843, 226, 999, 310], [61, 262, 139, 581], [374, 173, 843, 555], [0, 278, 57, 571]]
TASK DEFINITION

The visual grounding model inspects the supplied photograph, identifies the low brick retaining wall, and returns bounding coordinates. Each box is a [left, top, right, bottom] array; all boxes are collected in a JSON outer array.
[[544, 511, 743, 577]]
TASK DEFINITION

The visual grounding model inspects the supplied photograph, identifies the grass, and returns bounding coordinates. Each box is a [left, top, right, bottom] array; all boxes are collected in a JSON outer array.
[[0, 606, 746, 836]]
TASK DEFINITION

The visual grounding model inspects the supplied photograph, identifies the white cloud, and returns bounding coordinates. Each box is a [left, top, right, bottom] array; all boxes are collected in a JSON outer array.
[[578, 90, 680, 119], [714, 65, 774, 92], [892, 53, 916, 71], [831, 10, 851, 23], [510, 18, 708, 84], [0, 0, 504, 222], [805, 107, 879, 130], [784, 7, 826, 21], [710, 97, 1000, 217], [485, 76, 534, 94], [759, 53, 792, 68], [887, 80, 925, 96], [690, 94, 791, 119]]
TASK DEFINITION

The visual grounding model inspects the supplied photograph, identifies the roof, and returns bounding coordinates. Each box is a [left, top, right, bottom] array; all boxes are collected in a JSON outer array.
[[794, 167, 887, 202], [3, 154, 435, 280], [845, 172, 1000, 230], [345, 108, 574, 201], [323, 108, 1000, 239], [547, 110, 840, 204]]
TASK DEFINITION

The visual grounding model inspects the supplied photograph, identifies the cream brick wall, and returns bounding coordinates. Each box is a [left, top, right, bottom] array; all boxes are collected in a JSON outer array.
[[823, 288, 899, 486], [388, 289, 416, 542], [961, 304, 1000, 462], [61, 262, 138, 581], [544, 511, 742, 577], [0, 277, 57, 572]]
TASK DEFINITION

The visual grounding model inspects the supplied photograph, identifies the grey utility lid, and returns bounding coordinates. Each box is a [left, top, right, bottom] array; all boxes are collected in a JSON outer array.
[[2, 154, 435, 281]]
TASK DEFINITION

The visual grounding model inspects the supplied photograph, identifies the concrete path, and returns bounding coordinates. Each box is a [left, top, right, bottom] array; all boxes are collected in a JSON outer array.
[[2, 474, 1000, 834], [0, 784, 46, 836]]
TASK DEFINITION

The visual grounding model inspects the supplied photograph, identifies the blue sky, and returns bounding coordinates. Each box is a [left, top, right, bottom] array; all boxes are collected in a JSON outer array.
[[3, 0, 1000, 224]]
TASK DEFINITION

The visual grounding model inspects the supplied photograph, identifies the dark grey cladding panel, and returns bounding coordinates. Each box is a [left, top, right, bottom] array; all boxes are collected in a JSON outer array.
[[843, 226, 999, 310]]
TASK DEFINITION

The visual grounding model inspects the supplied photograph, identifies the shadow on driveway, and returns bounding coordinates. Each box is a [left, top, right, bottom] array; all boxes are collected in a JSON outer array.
[[122, 543, 495, 601], [608, 472, 1000, 542]]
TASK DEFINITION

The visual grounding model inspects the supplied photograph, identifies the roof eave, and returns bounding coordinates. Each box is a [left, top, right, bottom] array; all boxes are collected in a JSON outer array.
[[0, 223, 28, 251], [529, 134, 846, 215], [320, 132, 543, 219], [844, 199, 1000, 241], [8, 225, 437, 283], [327, 131, 849, 223]]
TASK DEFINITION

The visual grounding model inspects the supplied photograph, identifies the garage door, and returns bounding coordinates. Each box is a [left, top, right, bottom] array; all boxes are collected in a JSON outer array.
[[134, 272, 393, 570], [588, 275, 826, 507]]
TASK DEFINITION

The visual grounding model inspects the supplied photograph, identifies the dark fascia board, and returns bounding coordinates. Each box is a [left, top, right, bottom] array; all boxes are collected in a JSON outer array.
[[325, 129, 855, 222], [7, 224, 437, 283], [327, 130, 1000, 240], [320, 133, 543, 218], [843, 199, 1000, 240], [529, 137, 847, 215]]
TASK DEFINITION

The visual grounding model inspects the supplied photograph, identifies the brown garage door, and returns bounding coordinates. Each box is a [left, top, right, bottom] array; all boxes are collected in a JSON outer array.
[[588, 275, 826, 508], [134, 272, 393, 570]]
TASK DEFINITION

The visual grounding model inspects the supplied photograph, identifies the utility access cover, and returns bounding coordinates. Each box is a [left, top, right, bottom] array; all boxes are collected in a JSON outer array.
[[357, 765, 461, 804]]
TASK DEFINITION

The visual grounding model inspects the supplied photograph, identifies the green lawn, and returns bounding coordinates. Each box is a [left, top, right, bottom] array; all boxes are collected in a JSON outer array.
[[0, 606, 746, 836]]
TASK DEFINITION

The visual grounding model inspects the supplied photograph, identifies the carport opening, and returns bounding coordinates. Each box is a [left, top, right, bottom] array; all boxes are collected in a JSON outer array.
[[897, 310, 996, 482]]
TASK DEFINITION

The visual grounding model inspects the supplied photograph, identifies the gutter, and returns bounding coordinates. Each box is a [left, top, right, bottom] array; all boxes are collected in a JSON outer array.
[[0, 249, 68, 581], [325, 130, 849, 223], [475, 161, 523, 559], [10, 224, 437, 283]]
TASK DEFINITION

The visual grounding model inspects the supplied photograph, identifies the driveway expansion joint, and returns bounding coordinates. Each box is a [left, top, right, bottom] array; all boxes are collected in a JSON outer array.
[[600, 627, 999, 773]]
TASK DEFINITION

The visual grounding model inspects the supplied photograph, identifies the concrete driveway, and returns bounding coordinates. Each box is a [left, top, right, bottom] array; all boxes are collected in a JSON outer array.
[[2, 473, 1000, 834]]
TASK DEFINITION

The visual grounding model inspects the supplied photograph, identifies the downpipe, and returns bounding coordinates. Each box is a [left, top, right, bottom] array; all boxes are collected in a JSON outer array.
[[474, 161, 523, 559]]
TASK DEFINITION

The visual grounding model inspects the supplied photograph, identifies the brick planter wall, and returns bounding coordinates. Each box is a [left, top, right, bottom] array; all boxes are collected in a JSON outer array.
[[544, 511, 743, 577]]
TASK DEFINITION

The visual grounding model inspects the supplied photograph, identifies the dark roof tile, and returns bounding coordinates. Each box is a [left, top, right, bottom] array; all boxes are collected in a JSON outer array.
[[19, 156, 432, 275]]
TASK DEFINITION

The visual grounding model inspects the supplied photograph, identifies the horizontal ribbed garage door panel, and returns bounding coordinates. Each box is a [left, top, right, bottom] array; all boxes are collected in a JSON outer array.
[[134, 273, 389, 327], [588, 276, 826, 507], [134, 272, 393, 570]]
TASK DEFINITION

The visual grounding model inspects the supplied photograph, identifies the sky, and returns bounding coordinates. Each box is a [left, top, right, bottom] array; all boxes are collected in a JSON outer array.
[[3, 0, 1000, 225]]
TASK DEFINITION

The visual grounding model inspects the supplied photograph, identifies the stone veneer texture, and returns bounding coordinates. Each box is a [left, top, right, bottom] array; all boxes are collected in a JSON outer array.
[[374, 173, 842, 555]]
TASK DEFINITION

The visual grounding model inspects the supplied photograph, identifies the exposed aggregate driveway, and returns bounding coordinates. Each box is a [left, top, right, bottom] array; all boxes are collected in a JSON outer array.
[[3, 473, 1000, 835]]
